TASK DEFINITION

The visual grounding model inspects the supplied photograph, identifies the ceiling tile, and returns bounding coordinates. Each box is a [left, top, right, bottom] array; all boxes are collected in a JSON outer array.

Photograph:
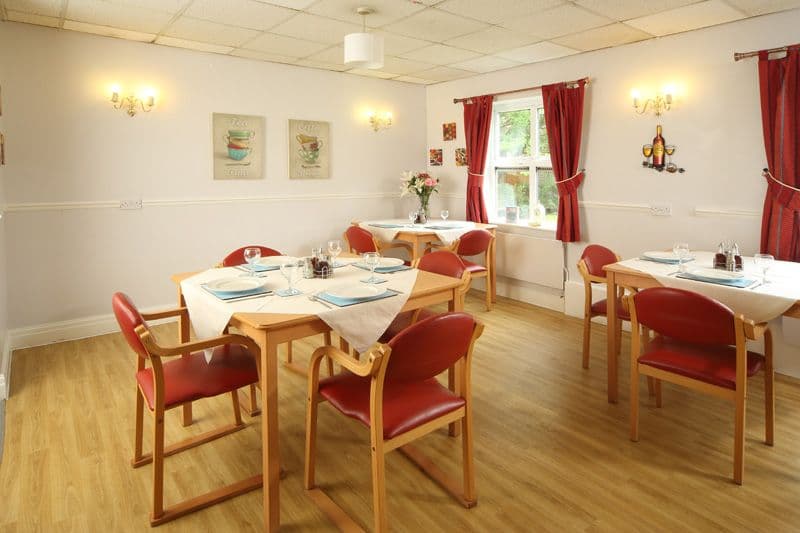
[[451, 54, 521, 73], [66, 0, 174, 33], [304, 44, 345, 63], [5, 0, 63, 17], [105, 0, 191, 14], [625, 0, 745, 36], [399, 43, 481, 65], [164, 16, 261, 47], [444, 26, 541, 54], [412, 65, 474, 82], [63, 19, 155, 41], [253, 0, 317, 9], [230, 48, 297, 63], [436, 0, 562, 24], [551, 22, 651, 50], [5, 10, 61, 26], [500, 4, 613, 39], [573, 0, 699, 21], [154, 35, 234, 53], [372, 30, 433, 55], [307, 0, 426, 27], [269, 12, 362, 44], [496, 41, 578, 63], [185, 0, 295, 31], [294, 58, 351, 71], [393, 75, 435, 84], [243, 32, 329, 56], [719, 0, 800, 16], [348, 68, 397, 79], [382, 8, 489, 42], [380, 56, 438, 75]]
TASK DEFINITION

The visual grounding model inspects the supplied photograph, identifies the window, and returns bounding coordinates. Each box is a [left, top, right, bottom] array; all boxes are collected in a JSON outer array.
[[485, 96, 556, 228]]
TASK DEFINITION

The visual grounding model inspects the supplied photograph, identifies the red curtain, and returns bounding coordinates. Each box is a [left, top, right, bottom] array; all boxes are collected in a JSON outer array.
[[462, 95, 493, 223], [759, 47, 800, 261], [542, 80, 587, 242]]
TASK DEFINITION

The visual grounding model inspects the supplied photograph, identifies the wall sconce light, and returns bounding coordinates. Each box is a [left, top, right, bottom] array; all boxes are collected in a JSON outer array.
[[366, 110, 392, 131], [631, 86, 673, 116], [110, 85, 156, 117]]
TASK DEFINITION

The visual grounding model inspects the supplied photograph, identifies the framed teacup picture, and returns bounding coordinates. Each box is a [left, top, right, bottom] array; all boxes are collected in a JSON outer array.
[[288, 119, 330, 179], [212, 113, 265, 180]]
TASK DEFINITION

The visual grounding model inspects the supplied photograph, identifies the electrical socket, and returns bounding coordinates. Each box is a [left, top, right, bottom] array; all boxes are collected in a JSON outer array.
[[649, 203, 672, 216], [119, 199, 142, 210]]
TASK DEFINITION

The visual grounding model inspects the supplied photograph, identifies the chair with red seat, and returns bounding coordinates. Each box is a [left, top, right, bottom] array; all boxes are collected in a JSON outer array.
[[627, 287, 774, 484], [343, 224, 413, 264], [112, 292, 263, 526], [304, 312, 484, 531], [219, 245, 282, 267], [577, 244, 630, 369], [429, 229, 495, 311], [378, 250, 471, 342]]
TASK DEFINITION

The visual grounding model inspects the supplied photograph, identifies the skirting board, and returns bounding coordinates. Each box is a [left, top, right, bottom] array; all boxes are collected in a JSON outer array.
[[477, 276, 564, 313]]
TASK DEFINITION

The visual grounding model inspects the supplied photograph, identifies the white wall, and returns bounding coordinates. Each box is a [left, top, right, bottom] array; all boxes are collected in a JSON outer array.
[[426, 10, 800, 373], [0, 66, 7, 396], [0, 22, 426, 331]]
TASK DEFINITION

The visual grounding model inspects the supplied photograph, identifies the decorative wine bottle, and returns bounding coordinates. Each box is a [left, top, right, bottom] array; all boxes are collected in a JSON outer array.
[[652, 125, 665, 169]]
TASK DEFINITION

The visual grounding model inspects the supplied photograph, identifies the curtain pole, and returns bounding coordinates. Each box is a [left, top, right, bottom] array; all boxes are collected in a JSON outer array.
[[453, 77, 589, 104]]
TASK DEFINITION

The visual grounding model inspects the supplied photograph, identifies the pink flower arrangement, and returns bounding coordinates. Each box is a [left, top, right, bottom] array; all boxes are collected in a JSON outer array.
[[401, 171, 440, 219]]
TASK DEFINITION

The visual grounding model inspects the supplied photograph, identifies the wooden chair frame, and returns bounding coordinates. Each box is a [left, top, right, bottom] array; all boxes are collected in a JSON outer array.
[[626, 294, 775, 485], [426, 235, 496, 311], [577, 254, 627, 369], [131, 309, 263, 526], [304, 320, 485, 532]]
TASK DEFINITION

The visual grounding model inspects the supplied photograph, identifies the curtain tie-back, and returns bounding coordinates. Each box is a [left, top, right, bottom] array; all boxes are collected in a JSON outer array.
[[554, 169, 585, 184], [763, 168, 800, 192]]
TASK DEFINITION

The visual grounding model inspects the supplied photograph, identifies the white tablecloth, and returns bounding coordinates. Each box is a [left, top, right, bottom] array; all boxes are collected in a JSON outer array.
[[619, 251, 800, 323], [359, 219, 477, 245], [180, 259, 419, 357]]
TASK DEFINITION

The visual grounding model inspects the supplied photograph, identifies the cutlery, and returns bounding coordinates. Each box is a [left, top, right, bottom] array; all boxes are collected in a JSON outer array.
[[748, 281, 763, 291], [308, 294, 334, 309], [226, 292, 272, 303]]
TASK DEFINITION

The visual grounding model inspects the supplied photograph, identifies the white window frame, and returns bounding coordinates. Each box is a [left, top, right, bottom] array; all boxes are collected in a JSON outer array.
[[484, 95, 554, 228]]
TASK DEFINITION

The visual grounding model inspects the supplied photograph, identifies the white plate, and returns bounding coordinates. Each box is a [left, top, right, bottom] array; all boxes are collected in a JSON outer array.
[[642, 251, 682, 261], [687, 267, 744, 280], [259, 256, 296, 266], [326, 284, 387, 299], [370, 257, 404, 267], [206, 277, 266, 293]]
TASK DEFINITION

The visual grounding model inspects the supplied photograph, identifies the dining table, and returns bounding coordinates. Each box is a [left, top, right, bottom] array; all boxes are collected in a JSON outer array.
[[358, 219, 498, 303], [170, 258, 465, 531], [603, 251, 800, 403]]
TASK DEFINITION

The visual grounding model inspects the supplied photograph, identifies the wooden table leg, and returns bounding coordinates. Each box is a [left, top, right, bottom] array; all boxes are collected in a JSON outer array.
[[449, 288, 462, 437], [177, 289, 193, 426], [259, 334, 281, 531], [606, 271, 619, 404]]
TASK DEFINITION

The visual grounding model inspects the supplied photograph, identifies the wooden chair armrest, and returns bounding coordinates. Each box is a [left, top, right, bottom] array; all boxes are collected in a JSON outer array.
[[140, 307, 188, 321], [135, 325, 259, 358], [743, 319, 769, 341], [309, 344, 387, 377], [424, 241, 456, 254]]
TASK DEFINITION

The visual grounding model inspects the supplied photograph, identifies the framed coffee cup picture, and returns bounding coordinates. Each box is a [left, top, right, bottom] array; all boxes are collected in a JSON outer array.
[[212, 113, 265, 180], [288, 119, 330, 179]]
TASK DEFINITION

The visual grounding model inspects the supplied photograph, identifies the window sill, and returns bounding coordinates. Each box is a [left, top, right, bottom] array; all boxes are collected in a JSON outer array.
[[490, 219, 558, 238]]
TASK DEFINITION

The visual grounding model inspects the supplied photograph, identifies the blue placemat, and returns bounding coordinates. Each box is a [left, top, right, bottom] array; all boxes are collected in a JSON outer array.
[[424, 224, 464, 230], [202, 285, 272, 301], [236, 264, 280, 273], [316, 289, 400, 307], [640, 256, 695, 265], [353, 263, 411, 273], [369, 223, 404, 228], [676, 272, 757, 288]]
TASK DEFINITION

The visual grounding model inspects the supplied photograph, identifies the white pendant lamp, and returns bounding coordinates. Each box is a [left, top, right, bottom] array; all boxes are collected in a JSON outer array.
[[344, 7, 384, 70]]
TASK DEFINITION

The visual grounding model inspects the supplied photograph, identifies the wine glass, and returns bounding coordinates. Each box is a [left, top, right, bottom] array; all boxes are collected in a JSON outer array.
[[673, 242, 690, 273], [279, 260, 301, 295], [327, 239, 342, 268], [642, 144, 653, 167], [440, 209, 449, 222], [243, 247, 261, 277], [754, 253, 775, 284], [408, 210, 418, 226], [665, 145, 677, 172], [362, 252, 381, 284]]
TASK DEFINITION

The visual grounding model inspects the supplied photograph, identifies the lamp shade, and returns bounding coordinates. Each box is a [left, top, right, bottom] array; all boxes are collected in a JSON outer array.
[[344, 32, 384, 69]]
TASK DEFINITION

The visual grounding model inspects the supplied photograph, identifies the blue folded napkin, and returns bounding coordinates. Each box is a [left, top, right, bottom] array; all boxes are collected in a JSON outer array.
[[236, 264, 280, 273], [316, 289, 399, 307], [202, 285, 271, 301], [640, 256, 695, 265], [676, 272, 757, 288], [369, 223, 404, 229], [353, 264, 411, 273]]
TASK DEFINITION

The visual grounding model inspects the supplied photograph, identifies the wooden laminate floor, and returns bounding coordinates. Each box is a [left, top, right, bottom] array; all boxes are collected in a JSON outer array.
[[2, 293, 800, 532]]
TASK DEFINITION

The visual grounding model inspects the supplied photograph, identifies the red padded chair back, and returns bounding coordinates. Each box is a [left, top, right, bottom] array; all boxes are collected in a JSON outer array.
[[386, 312, 476, 383], [456, 229, 493, 257], [580, 244, 618, 278], [633, 287, 736, 346], [112, 292, 152, 359], [417, 251, 467, 279], [345, 226, 378, 254], [222, 246, 282, 267]]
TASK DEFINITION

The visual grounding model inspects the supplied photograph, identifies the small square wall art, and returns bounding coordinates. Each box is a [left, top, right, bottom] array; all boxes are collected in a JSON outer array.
[[455, 147, 468, 167], [443, 122, 456, 141], [429, 148, 443, 166]]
